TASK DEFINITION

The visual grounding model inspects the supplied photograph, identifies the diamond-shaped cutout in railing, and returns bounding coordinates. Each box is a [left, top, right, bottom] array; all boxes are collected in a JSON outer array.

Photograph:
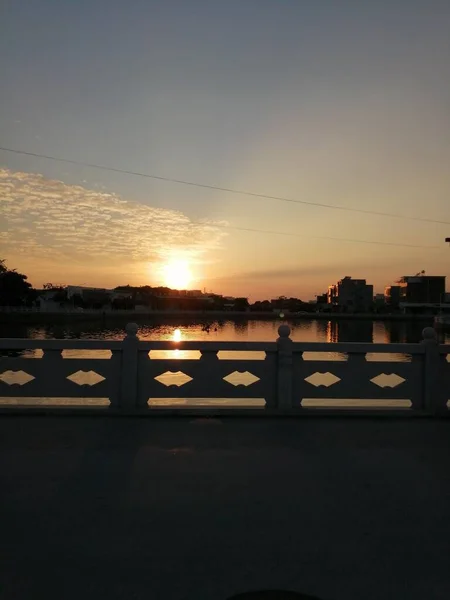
[[370, 373, 406, 388], [154, 371, 193, 387], [223, 371, 260, 387], [66, 371, 105, 386], [0, 370, 35, 386], [305, 372, 341, 388]]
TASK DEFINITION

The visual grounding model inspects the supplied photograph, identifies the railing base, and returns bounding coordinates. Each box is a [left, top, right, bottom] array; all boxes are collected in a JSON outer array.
[[0, 406, 447, 418]]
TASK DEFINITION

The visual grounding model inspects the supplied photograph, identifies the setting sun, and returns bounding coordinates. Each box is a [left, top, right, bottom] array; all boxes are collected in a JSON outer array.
[[162, 259, 192, 290]]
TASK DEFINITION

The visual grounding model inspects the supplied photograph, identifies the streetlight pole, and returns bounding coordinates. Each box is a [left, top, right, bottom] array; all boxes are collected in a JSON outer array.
[[444, 238, 450, 307], [433, 239, 450, 330]]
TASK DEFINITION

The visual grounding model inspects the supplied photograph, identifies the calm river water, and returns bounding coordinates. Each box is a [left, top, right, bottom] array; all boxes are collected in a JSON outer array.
[[1, 316, 448, 344]]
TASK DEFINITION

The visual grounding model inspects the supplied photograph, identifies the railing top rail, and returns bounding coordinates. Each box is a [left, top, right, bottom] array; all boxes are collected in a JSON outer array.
[[0, 339, 123, 350], [0, 338, 276, 352], [291, 342, 426, 354], [137, 341, 277, 351], [0, 338, 431, 354], [138, 341, 427, 353]]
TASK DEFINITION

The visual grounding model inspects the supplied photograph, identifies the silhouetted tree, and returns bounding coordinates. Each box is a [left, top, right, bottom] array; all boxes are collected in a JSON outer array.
[[0, 260, 33, 306], [251, 300, 272, 312], [234, 297, 249, 311]]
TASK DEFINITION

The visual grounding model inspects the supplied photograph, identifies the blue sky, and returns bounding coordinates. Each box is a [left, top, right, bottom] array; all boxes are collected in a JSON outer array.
[[1, 0, 450, 298]]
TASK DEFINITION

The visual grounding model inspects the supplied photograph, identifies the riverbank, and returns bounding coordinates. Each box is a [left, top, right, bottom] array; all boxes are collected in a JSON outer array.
[[0, 309, 435, 325]]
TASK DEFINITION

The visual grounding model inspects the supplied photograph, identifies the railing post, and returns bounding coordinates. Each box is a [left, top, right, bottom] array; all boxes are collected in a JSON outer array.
[[276, 324, 294, 410], [120, 323, 139, 411], [421, 327, 445, 415]]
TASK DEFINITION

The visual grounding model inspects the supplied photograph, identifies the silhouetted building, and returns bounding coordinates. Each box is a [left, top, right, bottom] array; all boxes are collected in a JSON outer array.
[[397, 275, 445, 304], [66, 285, 111, 307], [327, 276, 373, 313], [37, 289, 67, 312], [224, 296, 237, 310], [385, 285, 401, 308], [316, 293, 328, 308], [178, 289, 203, 298]]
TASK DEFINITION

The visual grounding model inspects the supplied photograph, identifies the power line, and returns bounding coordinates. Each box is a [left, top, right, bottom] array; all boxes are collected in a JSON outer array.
[[1, 145, 449, 226], [0, 145, 443, 249], [196, 221, 439, 249]]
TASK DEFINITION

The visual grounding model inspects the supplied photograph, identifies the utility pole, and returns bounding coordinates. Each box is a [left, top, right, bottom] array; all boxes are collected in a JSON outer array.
[[444, 239, 450, 306]]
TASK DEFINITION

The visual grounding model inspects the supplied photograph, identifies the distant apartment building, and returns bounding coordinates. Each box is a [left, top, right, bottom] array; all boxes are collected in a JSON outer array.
[[374, 293, 385, 310], [177, 289, 203, 298], [65, 285, 113, 309], [66, 286, 111, 300], [327, 276, 374, 313], [397, 275, 446, 304], [224, 296, 237, 310], [316, 293, 328, 305], [37, 288, 66, 312], [384, 285, 401, 308]]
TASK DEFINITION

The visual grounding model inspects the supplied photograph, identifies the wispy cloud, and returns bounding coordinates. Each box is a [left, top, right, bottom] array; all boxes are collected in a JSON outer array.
[[0, 168, 226, 283], [0, 169, 224, 261]]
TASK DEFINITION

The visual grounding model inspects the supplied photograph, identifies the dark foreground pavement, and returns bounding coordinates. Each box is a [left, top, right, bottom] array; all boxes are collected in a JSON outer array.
[[1, 416, 450, 600]]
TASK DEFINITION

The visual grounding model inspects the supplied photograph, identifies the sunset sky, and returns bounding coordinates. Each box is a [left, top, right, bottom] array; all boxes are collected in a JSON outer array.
[[1, 0, 450, 300]]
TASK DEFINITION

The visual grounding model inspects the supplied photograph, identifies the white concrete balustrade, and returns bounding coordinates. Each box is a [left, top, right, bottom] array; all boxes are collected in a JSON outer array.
[[0, 324, 449, 414]]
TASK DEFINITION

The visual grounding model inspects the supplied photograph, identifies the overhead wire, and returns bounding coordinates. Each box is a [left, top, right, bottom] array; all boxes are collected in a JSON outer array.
[[2, 145, 449, 225], [196, 221, 440, 249], [0, 145, 445, 249]]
